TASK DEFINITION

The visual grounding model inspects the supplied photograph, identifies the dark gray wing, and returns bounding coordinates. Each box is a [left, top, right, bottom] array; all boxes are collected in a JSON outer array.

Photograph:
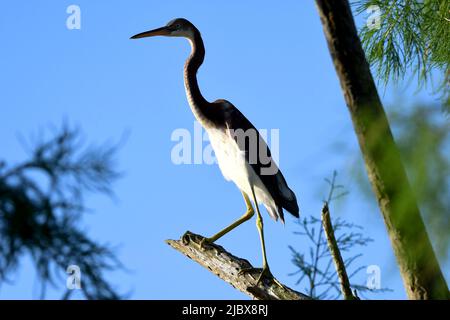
[[213, 99, 299, 222]]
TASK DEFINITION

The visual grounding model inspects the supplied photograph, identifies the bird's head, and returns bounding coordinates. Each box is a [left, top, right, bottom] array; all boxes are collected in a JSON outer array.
[[130, 18, 196, 40]]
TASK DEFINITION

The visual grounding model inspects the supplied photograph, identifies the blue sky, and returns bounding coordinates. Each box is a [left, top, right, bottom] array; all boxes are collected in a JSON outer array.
[[0, 1, 447, 299]]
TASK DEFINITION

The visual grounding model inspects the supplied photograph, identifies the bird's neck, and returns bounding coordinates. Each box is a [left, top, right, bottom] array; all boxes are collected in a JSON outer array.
[[184, 30, 210, 125]]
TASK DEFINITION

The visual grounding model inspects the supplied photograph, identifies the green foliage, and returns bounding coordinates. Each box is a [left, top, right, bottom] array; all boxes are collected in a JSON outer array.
[[350, 0, 449, 265], [0, 124, 124, 299], [354, 0, 449, 108], [352, 104, 450, 259], [390, 105, 450, 257]]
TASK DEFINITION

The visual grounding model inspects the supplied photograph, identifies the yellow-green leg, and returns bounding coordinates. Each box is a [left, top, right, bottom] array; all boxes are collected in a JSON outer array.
[[239, 185, 283, 287], [251, 185, 271, 285], [200, 191, 254, 247]]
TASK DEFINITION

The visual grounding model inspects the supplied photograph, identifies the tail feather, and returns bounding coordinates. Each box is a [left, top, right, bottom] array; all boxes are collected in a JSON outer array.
[[276, 174, 300, 218], [282, 195, 299, 218]]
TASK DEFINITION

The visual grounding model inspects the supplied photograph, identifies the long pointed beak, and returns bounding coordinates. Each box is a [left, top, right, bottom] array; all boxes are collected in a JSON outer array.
[[130, 26, 170, 39]]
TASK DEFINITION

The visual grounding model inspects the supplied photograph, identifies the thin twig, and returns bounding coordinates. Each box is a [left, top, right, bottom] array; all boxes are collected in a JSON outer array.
[[321, 203, 358, 300]]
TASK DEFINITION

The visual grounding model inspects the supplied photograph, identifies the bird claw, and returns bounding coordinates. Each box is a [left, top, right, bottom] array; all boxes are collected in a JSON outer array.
[[198, 237, 214, 251], [238, 267, 262, 277], [239, 266, 284, 288], [238, 267, 268, 286], [181, 231, 192, 245], [181, 232, 215, 251]]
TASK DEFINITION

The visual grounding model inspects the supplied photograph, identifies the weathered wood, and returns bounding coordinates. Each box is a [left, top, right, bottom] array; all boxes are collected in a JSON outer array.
[[166, 231, 311, 300]]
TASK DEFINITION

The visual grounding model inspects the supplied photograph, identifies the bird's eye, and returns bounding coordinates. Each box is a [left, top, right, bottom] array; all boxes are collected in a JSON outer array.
[[175, 24, 181, 29]]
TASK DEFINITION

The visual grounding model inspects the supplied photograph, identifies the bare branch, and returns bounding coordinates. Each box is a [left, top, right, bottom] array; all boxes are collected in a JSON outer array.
[[321, 203, 358, 300]]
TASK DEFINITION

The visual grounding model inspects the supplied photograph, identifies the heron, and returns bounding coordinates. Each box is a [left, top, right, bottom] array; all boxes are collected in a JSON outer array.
[[131, 18, 299, 285]]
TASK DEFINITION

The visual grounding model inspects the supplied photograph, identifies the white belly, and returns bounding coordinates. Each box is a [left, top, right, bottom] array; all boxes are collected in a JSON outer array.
[[206, 127, 280, 221]]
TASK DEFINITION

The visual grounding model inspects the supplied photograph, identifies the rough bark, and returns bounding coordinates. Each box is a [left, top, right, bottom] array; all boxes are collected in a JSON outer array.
[[166, 231, 311, 300], [315, 0, 448, 299], [321, 204, 358, 300]]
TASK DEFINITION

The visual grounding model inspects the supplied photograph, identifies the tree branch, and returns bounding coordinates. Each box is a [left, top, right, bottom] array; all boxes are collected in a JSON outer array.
[[321, 203, 358, 300], [166, 231, 311, 300]]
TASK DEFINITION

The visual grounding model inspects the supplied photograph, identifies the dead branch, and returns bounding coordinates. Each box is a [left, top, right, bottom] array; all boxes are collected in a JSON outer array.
[[166, 231, 311, 300], [321, 203, 358, 300]]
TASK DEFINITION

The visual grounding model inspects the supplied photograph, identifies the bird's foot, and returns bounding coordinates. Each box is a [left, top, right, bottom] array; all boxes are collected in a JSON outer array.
[[198, 237, 215, 251], [238, 267, 263, 280], [182, 232, 215, 251], [238, 266, 284, 288]]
